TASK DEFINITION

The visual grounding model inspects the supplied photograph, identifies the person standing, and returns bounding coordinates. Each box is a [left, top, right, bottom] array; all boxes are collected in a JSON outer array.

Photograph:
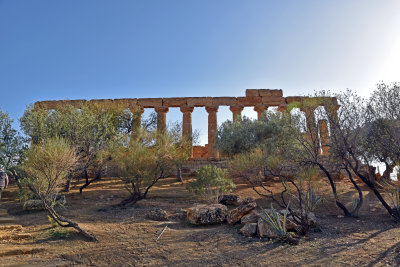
[[0, 167, 9, 201]]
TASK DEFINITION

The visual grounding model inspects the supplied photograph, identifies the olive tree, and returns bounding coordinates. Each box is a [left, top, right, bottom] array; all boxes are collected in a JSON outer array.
[[319, 86, 400, 221], [23, 137, 97, 241], [20, 103, 139, 192], [112, 130, 191, 206], [0, 109, 27, 188]]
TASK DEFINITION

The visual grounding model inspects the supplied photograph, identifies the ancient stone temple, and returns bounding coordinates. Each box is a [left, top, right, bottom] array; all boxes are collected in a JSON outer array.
[[34, 89, 338, 159]]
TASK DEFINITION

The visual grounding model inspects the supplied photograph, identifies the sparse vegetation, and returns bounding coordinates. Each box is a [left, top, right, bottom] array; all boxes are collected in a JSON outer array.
[[187, 165, 236, 204], [112, 130, 191, 206], [22, 137, 97, 241]]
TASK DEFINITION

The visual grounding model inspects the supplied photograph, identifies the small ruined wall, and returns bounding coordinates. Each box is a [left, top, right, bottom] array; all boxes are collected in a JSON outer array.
[[192, 145, 208, 158]]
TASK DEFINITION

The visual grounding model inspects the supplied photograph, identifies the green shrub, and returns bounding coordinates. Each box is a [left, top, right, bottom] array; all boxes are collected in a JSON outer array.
[[49, 228, 71, 239], [187, 165, 236, 204]]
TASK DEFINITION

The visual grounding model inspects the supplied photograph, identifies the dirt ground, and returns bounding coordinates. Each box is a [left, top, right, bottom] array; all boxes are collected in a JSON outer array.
[[1, 176, 400, 267]]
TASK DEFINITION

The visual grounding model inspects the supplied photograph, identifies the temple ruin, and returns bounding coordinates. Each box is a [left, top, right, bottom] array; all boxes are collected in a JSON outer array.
[[34, 89, 338, 159]]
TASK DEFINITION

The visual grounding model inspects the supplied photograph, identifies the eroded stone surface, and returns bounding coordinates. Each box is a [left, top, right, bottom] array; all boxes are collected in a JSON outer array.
[[240, 223, 258, 237], [187, 204, 227, 225], [219, 195, 242, 206], [227, 201, 257, 224], [257, 218, 278, 239], [241, 210, 261, 224], [146, 208, 169, 221]]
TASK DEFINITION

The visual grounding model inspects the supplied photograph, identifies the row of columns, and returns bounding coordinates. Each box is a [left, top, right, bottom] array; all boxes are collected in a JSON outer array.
[[130, 104, 337, 158], [300, 105, 339, 156], [130, 105, 271, 158]]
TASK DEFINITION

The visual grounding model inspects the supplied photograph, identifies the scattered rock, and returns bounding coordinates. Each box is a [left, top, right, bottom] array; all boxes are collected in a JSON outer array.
[[219, 195, 242, 206], [257, 218, 278, 239], [240, 223, 258, 237], [241, 210, 261, 224], [227, 202, 257, 224], [187, 204, 228, 225], [146, 208, 169, 221]]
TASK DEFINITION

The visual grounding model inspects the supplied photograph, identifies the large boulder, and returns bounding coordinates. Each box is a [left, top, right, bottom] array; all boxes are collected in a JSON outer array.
[[219, 195, 242, 206], [257, 218, 278, 239], [240, 223, 258, 237], [146, 208, 169, 221], [187, 204, 228, 225], [227, 201, 257, 224]]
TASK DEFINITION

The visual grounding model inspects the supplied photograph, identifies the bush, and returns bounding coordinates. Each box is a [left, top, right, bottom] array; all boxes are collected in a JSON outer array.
[[187, 165, 236, 204], [23, 137, 97, 241], [113, 130, 190, 206]]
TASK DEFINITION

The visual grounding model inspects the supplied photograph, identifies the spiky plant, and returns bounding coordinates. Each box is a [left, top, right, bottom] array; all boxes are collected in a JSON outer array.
[[261, 204, 289, 240]]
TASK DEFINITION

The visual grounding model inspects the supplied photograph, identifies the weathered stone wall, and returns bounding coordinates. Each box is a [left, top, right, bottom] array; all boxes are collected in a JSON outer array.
[[192, 145, 208, 158]]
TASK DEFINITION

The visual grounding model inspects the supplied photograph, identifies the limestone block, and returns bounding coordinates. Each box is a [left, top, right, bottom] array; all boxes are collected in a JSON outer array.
[[237, 96, 262, 106], [146, 208, 169, 221], [187, 97, 213, 107], [261, 97, 285, 106], [241, 210, 261, 224], [115, 98, 138, 108], [68, 99, 88, 108], [245, 89, 260, 97], [212, 97, 238, 106], [240, 223, 258, 237], [257, 218, 278, 239], [219, 194, 242, 206], [259, 89, 283, 97], [187, 204, 228, 225], [137, 98, 163, 108], [36, 101, 59, 110], [90, 99, 114, 106], [163, 98, 188, 107], [227, 201, 257, 224]]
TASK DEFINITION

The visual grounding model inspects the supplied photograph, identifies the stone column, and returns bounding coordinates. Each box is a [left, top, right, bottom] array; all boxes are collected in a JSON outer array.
[[254, 104, 268, 119], [180, 106, 194, 157], [318, 119, 330, 155], [130, 106, 144, 139], [327, 105, 340, 126], [301, 106, 317, 133], [229, 105, 244, 122], [154, 106, 169, 132], [206, 106, 219, 159], [277, 104, 288, 113]]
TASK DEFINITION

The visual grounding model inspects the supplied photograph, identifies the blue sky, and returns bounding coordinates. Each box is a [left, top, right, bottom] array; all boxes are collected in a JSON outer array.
[[1, 0, 400, 144]]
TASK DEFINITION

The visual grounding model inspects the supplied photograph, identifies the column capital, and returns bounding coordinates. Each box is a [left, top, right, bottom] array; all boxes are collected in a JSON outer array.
[[180, 106, 194, 113], [254, 104, 268, 113], [154, 106, 169, 113], [130, 106, 144, 114], [229, 105, 244, 112], [205, 106, 219, 113]]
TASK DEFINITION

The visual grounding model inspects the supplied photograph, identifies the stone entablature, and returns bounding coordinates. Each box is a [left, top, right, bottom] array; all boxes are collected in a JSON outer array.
[[35, 89, 286, 109], [34, 89, 339, 159]]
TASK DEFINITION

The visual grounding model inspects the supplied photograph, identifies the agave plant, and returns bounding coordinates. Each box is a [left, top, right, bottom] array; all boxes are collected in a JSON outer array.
[[352, 194, 360, 216], [261, 204, 289, 240], [304, 187, 322, 212]]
